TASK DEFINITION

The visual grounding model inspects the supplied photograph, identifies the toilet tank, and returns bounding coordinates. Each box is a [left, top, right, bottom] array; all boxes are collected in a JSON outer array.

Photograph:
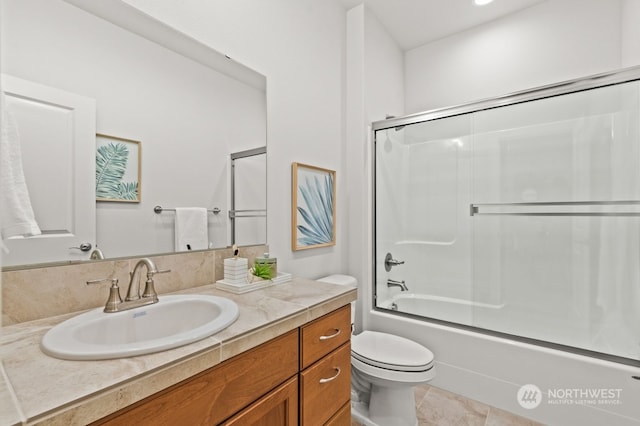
[[317, 274, 357, 325]]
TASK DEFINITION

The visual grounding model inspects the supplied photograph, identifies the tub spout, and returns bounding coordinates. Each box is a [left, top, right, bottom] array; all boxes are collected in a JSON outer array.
[[387, 279, 408, 291]]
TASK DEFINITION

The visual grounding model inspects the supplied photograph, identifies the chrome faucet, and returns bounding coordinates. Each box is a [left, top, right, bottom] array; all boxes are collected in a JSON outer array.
[[86, 258, 170, 313], [89, 248, 105, 260], [387, 279, 408, 291], [126, 258, 170, 302]]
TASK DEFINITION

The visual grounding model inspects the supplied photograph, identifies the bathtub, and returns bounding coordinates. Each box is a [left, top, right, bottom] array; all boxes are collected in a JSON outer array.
[[367, 301, 640, 425]]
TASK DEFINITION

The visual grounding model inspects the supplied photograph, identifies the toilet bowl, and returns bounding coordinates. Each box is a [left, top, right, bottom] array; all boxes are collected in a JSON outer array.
[[318, 275, 435, 426]]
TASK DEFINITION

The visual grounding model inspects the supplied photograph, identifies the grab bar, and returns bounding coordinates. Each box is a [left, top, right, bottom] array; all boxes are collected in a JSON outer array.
[[470, 200, 640, 217]]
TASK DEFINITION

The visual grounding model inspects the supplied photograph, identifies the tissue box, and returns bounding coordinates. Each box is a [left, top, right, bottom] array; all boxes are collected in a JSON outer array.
[[224, 257, 248, 284]]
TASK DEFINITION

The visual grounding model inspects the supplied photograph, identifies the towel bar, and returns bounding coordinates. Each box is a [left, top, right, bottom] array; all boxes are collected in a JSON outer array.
[[228, 209, 267, 219], [154, 205, 221, 215]]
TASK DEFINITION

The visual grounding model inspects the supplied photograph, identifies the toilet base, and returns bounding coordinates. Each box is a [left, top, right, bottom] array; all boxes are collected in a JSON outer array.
[[370, 384, 418, 426], [351, 401, 375, 426], [350, 385, 419, 426]]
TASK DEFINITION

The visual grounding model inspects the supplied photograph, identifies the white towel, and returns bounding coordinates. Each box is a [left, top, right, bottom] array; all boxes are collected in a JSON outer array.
[[0, 92, 41, 239], [174, 207, 208, 251]]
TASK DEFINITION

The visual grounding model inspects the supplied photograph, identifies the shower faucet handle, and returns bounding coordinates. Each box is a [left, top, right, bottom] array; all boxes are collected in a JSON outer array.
[[384, 252, 405, 272]]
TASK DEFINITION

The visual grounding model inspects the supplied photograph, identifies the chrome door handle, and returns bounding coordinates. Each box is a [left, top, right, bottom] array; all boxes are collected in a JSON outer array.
[[319, 367, 341, 384], [69, 242, 92, 252], [319, 328, 341, 341]]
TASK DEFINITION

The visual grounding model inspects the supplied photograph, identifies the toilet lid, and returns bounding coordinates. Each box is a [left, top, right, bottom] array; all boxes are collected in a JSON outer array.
[[351, 330, 434, 372]]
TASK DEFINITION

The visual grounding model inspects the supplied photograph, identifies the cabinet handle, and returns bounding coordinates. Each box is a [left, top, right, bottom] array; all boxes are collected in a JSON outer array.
[[319, 328, 341, 341], [319, 367, 341, 384]]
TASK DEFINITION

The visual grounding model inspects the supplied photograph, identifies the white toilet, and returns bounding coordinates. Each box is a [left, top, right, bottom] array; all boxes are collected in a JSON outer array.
[[318, 275, 435, 426]]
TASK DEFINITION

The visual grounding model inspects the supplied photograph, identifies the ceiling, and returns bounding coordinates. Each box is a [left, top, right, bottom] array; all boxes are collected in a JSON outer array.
[[340, 0, 546, 50]]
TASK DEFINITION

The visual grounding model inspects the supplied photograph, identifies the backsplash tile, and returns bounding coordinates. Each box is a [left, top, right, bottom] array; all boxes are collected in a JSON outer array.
[[2, 245, 267, 325], [2, 259, 130, 325], [140, 251, 216, 295]]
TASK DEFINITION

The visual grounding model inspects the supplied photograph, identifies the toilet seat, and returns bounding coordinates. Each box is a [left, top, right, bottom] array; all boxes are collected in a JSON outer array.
[[351, 330, 434, 372]]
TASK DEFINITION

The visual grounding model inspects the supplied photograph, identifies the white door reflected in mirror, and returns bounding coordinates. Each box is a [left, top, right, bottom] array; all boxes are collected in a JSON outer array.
[[2, 74, 96, 266]]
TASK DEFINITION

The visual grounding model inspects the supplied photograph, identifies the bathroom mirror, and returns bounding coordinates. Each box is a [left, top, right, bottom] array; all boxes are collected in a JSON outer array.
[[1, 0, 267, 268]]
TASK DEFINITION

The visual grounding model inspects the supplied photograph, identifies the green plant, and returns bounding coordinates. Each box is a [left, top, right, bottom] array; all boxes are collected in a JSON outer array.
[[251, 262, 273, 280]]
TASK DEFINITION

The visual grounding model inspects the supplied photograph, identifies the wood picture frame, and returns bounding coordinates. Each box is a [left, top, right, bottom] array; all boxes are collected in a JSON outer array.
[[291, 162, 336, 251]]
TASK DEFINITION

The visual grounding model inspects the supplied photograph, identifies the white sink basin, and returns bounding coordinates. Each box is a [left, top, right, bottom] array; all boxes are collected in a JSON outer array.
[[41, 294, 239, 360]]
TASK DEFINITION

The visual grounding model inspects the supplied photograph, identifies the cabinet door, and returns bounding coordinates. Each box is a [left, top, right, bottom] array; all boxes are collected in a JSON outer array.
[[94, 330, 298, 425], [222, 376, 298, 425], [300, 343, 351, 425], [325, 402, 351, 426]]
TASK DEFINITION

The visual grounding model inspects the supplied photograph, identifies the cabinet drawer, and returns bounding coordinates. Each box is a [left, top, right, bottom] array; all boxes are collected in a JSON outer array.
[[300, 342, 351, 425], [300, 304, 351, 369]]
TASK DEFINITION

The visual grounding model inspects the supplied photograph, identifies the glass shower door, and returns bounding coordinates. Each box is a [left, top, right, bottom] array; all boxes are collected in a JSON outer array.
[[230, 147, 267, 246], [470, 80, 640, 361], [375, 76, 640, 363], [375, 114, 474, 324]]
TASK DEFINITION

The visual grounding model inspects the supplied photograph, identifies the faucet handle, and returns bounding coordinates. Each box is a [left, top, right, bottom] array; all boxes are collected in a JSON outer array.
[[144, 268, 171, 282], [104, 279, 123, 312], [384, 253, 405, 272], [140, 269, 169, 301], [86, 277, 117, 286], [141, 268, 171, 278], [86, 278, 123, 312]]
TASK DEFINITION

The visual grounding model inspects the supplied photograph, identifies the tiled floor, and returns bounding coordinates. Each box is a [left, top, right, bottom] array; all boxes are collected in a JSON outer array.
[[352, 384, 544, 426]]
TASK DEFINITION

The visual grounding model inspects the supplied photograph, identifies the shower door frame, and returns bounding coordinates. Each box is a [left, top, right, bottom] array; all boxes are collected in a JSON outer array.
[[229, 146, 267, 245], [371, 65, 640, 367]]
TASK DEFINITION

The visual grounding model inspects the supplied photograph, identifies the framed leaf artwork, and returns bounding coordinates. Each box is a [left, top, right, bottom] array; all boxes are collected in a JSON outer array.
[[291, 162, 336, 251], [96, 134, 141, 202]]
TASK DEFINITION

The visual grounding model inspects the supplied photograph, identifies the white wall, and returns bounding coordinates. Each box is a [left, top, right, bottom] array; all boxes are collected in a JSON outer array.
[[363, 8, 405, 121], [2, 0, 266, 258], [345, 4, 404, 331], [405, 0, 637, 113], [122, 0, 348, 278], [622, 0, 640, 67]]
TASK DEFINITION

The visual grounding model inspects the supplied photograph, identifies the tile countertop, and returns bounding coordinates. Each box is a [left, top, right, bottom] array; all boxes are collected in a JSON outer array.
[[0, 277, 357, 425]]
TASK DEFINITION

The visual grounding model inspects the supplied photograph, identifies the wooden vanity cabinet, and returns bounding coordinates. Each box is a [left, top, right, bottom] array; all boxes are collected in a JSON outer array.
[[93, 305, 352, 426], [94, 330, 299, 426]]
